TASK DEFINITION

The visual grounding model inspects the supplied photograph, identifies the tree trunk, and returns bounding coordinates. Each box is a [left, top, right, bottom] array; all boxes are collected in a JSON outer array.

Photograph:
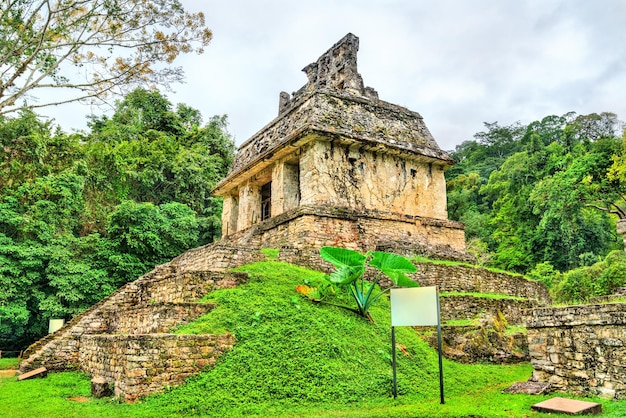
[[616, 219, 626, 254]]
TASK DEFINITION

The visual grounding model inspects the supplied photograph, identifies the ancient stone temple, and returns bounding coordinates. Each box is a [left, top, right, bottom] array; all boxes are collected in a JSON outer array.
[[213, 33, 466, 258], [20, 34, 490, 402]]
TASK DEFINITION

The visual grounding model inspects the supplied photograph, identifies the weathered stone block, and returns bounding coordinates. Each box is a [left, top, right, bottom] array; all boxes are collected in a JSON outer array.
[[91, 377, 113, 398]]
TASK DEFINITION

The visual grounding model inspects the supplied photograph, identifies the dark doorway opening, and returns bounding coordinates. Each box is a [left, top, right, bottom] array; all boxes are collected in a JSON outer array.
[[261, 182, 272, 221]]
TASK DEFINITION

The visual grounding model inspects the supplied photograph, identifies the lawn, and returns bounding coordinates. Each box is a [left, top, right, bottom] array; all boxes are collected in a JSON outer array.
[[1, 261, 624, 417]]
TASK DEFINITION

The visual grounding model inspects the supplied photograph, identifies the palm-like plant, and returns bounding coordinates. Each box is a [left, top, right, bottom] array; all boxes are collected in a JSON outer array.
[[304, 246, 418, 318]]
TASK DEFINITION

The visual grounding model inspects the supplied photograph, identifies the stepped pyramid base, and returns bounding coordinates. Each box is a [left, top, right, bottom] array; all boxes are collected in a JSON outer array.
[[19, 235, 550, 401]]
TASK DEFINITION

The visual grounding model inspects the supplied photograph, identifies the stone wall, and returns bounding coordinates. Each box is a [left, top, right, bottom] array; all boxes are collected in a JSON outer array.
[[180, 204, 468, 272], [125, 268, 248, 305], [526, 303, 626, 399], [170, 242, 266, 273], [20, 266, 247, 373], [440, 294, 541, 325], [414, 262, 550, 303], [299, 140, 449, 219], [102, 303, 216, 335], [79, 333, 234, 402]]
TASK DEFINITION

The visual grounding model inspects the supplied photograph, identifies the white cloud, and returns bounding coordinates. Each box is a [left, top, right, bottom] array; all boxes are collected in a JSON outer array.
[[37, 0, 626, 151]]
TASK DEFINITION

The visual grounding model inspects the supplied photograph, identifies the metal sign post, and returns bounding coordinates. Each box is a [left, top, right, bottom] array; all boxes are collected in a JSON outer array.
[[390, 286, 444, 404], [392, 326, 397, 398], [435, 290, 445, 405]]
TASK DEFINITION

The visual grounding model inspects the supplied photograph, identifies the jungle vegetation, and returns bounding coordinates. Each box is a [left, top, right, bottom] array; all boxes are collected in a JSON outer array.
[[0, 88, 234, 351], [445, 111, 626, 303]]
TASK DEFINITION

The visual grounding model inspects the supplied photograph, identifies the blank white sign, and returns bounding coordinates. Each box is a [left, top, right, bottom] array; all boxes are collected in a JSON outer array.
[[390, 287, 439, 326]]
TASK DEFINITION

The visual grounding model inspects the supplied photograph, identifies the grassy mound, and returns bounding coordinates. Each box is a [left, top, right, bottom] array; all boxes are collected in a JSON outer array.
[[137, 261, 541, 416]]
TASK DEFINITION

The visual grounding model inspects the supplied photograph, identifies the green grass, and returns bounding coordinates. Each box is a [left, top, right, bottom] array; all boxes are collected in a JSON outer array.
[[599, 298, 626, 304], [260, 247, 280, 261], [1, 261, 625, 417], [441, 318, 479, 327], [0, 358, 19, 370], [505, 325, 528, 334]]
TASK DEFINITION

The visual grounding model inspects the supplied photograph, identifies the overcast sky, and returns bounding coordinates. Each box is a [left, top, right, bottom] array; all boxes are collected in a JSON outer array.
[[47, 0, 626, 151]]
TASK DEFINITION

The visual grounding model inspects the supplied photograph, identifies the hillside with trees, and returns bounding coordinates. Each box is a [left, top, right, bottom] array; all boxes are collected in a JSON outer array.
[[446, 111, 626, 302], [0, 88, 234, 352]]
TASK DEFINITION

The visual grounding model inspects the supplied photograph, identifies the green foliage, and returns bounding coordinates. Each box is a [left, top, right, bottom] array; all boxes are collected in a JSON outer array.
[[550, 250, 626, 304], [0, 232, 128, 350], [526, 262, 562, 289], [0, 90, 234, 351], [447, 111, 623, 274], [107, 201, 199, 262], [465, 238, 492, 266], [0, 358, 18, 369], [171, 261, 539, 416], [85, 89, 234, 242], [260, 248, 280, 260], [309, 247, 418, 318]]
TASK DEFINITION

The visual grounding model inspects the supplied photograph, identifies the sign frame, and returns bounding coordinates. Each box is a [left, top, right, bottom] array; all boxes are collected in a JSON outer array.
[[390, 286, 444, 404]]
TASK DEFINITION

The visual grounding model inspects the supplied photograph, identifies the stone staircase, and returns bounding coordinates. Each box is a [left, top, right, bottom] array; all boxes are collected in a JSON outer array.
[[19, 261, 248, 402]]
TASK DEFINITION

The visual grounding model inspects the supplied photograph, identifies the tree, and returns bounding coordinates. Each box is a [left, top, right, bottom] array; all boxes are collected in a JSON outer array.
[[447, 112, 623, 273], [106, 200, 199, 262], [0, 91, 234, 350], [84, 88, 234, 242], [591, 128, 626, 219], [0, 0, 211, 113]]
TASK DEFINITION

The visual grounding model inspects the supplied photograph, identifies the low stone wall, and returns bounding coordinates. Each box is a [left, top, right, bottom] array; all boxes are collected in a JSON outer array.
[[79, 333, 235, 402], [103, 303, 216, 334], [440, 294, 540, 325], [20, 283, 132, 371], [172, 205, 469, 275], [526, 303, 626, 399], [415, 263, 550, 304], [424, 324, 529, 364], [248, 205, 468, 260], [125, 268, 248, 305], [170, 242, 265, 273]]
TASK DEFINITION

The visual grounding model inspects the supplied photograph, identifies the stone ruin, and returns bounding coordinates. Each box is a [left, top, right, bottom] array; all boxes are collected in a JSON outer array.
[[212, 33, 467, 260], [525, 298, 626, 399]]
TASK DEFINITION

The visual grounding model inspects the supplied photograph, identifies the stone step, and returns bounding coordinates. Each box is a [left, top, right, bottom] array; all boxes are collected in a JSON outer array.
[[20, 269, 244, 372], [102, 302, 216, 334], [121, 270, 248, 306], [413, 262, 551, 304], [531, 397, 601, 415]]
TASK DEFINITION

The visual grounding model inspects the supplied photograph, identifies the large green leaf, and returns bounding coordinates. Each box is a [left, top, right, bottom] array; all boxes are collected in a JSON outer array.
[[320, 246, 366, 269], [369, 251, 418, 287], [328, 265, 365, 285]]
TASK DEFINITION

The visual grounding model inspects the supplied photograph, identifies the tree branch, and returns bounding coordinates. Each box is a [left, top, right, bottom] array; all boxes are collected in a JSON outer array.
[[0, 0, 211, 113]]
